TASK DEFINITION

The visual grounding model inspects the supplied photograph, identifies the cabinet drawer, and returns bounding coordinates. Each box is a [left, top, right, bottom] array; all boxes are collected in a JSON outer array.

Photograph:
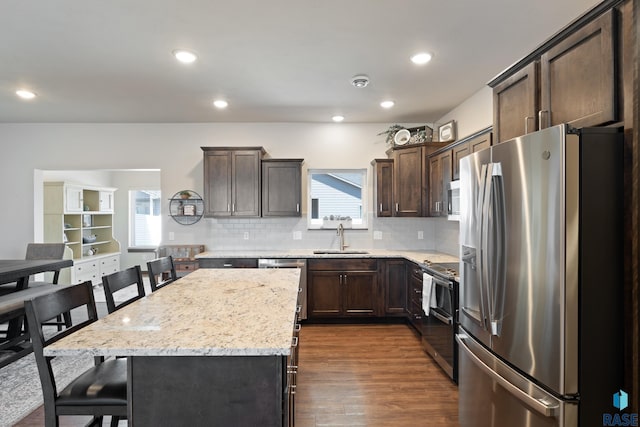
[[308, 258, 377, 271], [176, 262, 198, 273], [198, 258, 258, 268], [73, 261, 99, 284], [99, 256, 120, 277]]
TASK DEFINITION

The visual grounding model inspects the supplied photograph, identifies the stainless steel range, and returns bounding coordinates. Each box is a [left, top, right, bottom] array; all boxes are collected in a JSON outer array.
[[421, 260, 459, 383]]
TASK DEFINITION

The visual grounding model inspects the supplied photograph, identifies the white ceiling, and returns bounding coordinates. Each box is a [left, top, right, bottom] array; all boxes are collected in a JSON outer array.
[[1, 0, 600, 123]]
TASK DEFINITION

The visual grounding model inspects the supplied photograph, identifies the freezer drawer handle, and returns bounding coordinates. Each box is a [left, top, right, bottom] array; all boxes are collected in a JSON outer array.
[[457, 335, 559, 417]]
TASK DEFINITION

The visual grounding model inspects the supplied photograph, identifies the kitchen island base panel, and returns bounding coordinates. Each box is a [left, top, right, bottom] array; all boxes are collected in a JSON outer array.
[[129, 355, 287, 426]]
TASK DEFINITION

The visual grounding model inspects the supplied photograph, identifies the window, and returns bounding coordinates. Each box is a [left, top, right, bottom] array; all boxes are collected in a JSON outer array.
[[307, 169, 367, 229], [129, 190, 161, 246]]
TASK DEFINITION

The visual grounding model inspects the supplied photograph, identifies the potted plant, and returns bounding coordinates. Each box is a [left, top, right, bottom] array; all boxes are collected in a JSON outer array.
[[179, 190, 191, 199]]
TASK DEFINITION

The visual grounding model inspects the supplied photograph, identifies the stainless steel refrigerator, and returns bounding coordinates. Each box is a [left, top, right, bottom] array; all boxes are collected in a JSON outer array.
[[456, 124, 624, 427]]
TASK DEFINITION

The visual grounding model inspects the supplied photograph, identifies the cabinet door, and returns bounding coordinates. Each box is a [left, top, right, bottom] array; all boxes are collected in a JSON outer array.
[[452, 144, 469, 182], [429, 156, 441, 216], [373, 159, 393, 217], [393, 146, 422, 216], [308, 271, 342, 317], [342, 271, 378, 316], [203, 151, 232, 217], [493, 62, 539, 143], [384, 260, 407, 315], [99, 191, 114, 212], [262, 160, 302, 217], [540, 9, 616, 129], [65, 186, 84, 212], [439, 150, 452, 217], [232, 150, 262, 217]]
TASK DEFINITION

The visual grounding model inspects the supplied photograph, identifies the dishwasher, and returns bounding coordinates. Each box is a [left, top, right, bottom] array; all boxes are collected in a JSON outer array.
[[258, 258, 307, 320]]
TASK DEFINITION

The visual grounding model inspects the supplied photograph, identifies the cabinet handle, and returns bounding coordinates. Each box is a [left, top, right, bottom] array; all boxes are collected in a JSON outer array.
[[524, 116, 535, 134], [291, 336, 299, 348], [395, 203, 399, 212], [232, 203, 235, 212], [223, 263, 233, 267], [296, 203, 299, 213], [227, 204, 230, 212], [538, 110, 550, 130], [294, 323, 301, 332], [379, 203, 383, 213]]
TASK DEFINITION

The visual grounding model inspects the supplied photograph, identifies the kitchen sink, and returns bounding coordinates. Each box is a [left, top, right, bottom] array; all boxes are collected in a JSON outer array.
[[312, 250, 369, 254]]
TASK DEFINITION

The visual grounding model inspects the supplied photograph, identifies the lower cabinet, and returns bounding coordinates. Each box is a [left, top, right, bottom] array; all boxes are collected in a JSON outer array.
[[70, 253, 120, 285], [307, 258, 379, 318], [384, 259, 407, 316], [407, 262, 424, 332]]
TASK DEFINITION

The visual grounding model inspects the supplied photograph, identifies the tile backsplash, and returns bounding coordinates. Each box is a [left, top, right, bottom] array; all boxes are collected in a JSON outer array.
[[202, 215, 459, 256]]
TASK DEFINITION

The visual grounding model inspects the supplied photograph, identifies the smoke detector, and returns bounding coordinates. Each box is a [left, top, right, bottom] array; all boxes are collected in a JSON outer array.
[[351, 75, 370, 88]]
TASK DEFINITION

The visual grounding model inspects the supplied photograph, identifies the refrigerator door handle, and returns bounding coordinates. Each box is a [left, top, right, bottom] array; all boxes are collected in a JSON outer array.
[[479, 163, 493, 331], [487, 163, 507, 336], [457, 334, 560, 418]]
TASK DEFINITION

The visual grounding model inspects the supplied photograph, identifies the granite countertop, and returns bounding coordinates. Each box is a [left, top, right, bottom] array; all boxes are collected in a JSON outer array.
[[196, 249, 459, 266], [44, 268, 301, 357]]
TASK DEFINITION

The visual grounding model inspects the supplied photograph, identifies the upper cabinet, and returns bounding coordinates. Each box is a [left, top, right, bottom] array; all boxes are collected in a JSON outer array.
[[392, 146, 423, 216], [428, 150, 452, 217], [262, 159, 303, 217], [202, 147, 265, 217], [490, 8, 618, 143], [452, 132, 492, 180], [371, 159, 393, 217]]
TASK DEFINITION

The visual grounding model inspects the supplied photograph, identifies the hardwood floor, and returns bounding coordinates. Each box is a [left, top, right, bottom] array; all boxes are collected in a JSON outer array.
[[295, 323, 459, 427], [14, 323, 459, 426]]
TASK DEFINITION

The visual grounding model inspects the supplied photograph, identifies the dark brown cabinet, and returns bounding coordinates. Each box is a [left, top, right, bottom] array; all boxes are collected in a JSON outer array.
[[429, 150, 452, 217], [262, 159, 303, 217], [407, 262, 423, 332], [372, 159, 393, 217], [452, 132, 492, 180], [491, 9, 617, 143], [492, 62, 539, 144], [540, 9, 617, 130], [307, 258, 379, 318], [202, 147, 264, 217], [392, 146, 423, 216], [383, 259, 407, 316]]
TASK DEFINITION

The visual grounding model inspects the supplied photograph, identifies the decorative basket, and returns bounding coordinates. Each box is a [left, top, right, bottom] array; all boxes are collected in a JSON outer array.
[[82, 235, 97, 243]]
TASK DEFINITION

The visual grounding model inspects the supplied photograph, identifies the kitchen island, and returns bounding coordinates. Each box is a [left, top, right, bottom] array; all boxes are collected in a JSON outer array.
[[45, 268, 302, 426]]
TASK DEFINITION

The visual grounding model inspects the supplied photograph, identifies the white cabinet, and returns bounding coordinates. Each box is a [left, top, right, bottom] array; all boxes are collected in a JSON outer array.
[[99, 190, 114, 212], [44, 182, 121, 285], [65, 186, 84, 212]]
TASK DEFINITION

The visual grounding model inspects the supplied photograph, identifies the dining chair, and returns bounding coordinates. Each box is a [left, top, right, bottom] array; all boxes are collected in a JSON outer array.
[[146, 255, 178, 292], [24, 281, 127, 427], [102, 265, 146, 313]]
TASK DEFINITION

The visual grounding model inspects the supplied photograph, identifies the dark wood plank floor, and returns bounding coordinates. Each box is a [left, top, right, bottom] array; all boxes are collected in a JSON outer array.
[[295, 323, 459, 427], [14, 323, 459, 426]]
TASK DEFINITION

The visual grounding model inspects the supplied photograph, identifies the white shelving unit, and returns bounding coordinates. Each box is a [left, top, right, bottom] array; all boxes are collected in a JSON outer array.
[[44, 182, 121, 285]]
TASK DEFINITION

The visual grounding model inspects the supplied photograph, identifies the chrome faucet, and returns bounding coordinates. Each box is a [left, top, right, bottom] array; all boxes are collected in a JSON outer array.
[[337, 223, 349, 252]]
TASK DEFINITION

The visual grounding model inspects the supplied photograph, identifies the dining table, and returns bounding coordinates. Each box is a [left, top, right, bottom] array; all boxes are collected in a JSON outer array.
[[0, 258, 73, 290], [0, 258, 74, 367], [45, 267, 302, 426]]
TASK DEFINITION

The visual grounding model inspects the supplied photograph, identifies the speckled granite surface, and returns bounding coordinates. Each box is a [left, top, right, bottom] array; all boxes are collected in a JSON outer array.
[[45, 268, 301, 358], [196, 249, 459, 265]]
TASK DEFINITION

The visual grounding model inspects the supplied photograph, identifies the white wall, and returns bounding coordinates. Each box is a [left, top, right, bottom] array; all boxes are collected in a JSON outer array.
[[435, 86, 493, 141], [1, 90, 492, 260]]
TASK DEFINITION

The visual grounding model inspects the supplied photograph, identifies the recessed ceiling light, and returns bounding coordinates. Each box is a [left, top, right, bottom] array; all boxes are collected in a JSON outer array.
[[332, 115, 345, 122], [380, 100, 395, 109], [411, 52, 433, 65], [16, 89, 37, 100], [213, 99, 228, 109], [173, 49, 198, 64]]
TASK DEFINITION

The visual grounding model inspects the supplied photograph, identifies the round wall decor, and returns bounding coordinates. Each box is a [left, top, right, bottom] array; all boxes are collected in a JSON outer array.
[[169, 190, 204, 225]]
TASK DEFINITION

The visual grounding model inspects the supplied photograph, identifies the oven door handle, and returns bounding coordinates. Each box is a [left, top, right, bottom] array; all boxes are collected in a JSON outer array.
[[431, 310, 453, 325], [425, 273, 452, 288]]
